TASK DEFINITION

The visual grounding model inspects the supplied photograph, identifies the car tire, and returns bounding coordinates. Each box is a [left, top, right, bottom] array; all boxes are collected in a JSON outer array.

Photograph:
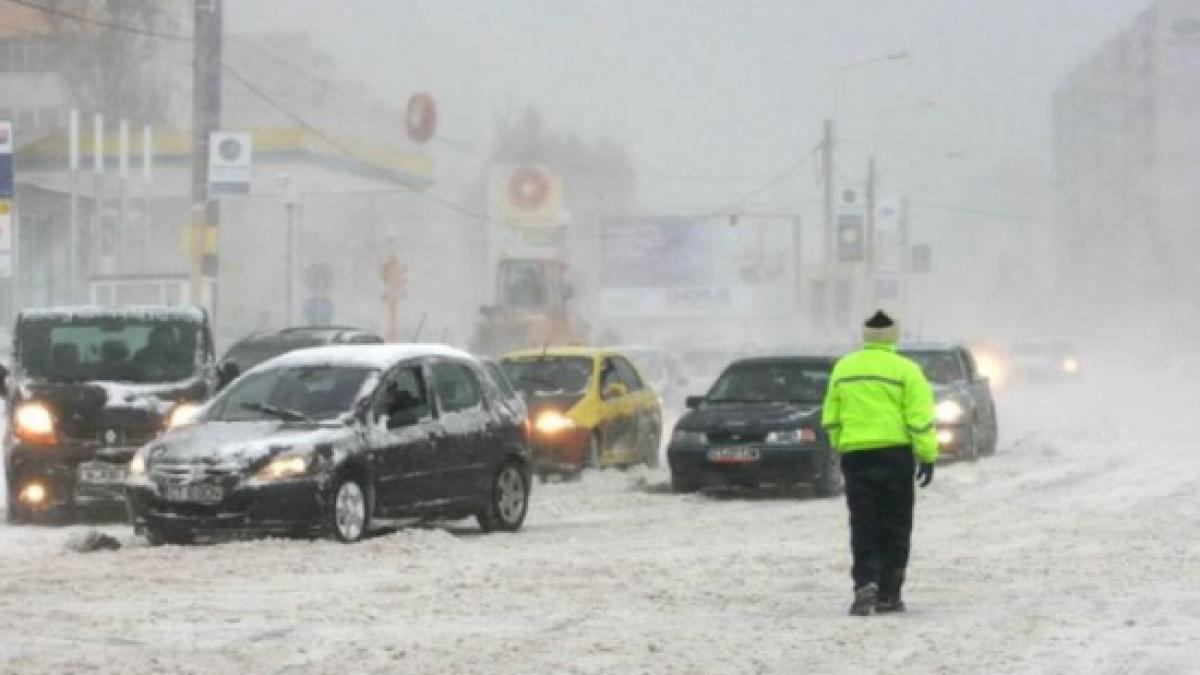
[[813, 451, 844, 498], [963, 420, 981, 462], [642, 419, 662, 469], [586, 432, 603, 470], [671, 472, 701, 493], [477, 459, 529, 533], [145, 523, 194, 546], [983, 410, 999, 456], [5, 499, 27, 525], [325, 474, 370, 543]]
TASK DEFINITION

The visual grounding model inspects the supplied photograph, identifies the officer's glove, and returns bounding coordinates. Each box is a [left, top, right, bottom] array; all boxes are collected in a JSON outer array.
[[916, 462, 934, 488]]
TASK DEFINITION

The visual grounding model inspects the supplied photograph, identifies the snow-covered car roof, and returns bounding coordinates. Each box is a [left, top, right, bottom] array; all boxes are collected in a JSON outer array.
[[17, 305, 207, 322], [248, 343, 476, 373]]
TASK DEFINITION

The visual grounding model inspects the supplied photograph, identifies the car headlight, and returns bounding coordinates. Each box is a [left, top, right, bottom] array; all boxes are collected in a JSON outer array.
[[534, 410, 577, 435], [256, 448, 317, 481], [765, 428, 817, 444], [1061, 357, 1079, 374], [13, 401, 58, 445], [166, 402, 203, 430], [129, 448, 148, 478], [935, 400, 965, 424], [671, 429, 706, 445]]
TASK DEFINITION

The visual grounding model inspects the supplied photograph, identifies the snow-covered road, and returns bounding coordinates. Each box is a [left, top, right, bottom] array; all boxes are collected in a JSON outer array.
[[1, 364, 1198, 674]]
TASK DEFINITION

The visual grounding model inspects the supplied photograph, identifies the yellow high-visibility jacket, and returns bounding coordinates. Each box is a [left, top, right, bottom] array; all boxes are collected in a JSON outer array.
[[822, 342, 938, 463]]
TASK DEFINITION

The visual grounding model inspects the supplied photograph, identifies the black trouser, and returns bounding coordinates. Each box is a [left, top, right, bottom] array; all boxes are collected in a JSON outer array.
[[841, 446, 916, 599]]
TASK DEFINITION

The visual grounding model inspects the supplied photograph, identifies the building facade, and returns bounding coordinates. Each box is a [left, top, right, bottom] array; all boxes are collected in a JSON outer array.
[[1053, 0, 1200, 316]]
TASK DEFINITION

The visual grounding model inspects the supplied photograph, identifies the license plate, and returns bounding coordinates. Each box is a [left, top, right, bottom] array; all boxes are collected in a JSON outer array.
[[707, 447, 761, 463], [78, 462, 128, 485], [161, 483, 225, 503]]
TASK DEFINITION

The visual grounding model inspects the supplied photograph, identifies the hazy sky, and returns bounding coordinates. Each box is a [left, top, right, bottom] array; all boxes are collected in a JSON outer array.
[[228, 1, 1144, 215]]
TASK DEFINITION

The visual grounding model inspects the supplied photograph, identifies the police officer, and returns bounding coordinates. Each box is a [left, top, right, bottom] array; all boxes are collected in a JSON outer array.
[[822, 310, 937, 616]]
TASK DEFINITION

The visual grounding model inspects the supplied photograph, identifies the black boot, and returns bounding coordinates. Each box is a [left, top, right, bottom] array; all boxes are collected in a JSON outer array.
[[849, 583, 878, 616], [876, 594, 906, 614]]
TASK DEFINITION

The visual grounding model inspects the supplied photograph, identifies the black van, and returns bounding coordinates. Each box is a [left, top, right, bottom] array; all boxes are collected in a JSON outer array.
[[3, 306, 218, 523]]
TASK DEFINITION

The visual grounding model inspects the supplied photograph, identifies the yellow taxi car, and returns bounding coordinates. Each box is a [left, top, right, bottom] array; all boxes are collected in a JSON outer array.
[[499, 347, 662, 477]]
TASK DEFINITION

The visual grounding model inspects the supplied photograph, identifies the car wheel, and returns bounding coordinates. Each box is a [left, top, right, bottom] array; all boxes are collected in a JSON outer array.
[[326, 475, 370, 543], [145, 523, 194, 546], [477, 460, 529, 533], [984, 410, 999, 456], [5, 499, 27, 525], [813, 451, 844, 497], [586, 432, 603, 470], [963, 420, 981, 462], [644, 427, 662, 469], [671, 472, 701, 493]]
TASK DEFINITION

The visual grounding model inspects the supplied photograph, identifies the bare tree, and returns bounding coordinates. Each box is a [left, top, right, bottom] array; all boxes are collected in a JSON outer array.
[[44, 0, 181, 125]]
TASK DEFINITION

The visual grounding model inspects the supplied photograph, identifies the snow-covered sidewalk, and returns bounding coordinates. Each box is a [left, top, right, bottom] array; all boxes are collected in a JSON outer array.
[[1, 367, 1197, 674]]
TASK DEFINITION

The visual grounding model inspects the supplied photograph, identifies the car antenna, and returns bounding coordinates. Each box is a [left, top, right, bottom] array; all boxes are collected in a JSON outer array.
[[411, 312, 428, 342], [539, 322, 559, 360]]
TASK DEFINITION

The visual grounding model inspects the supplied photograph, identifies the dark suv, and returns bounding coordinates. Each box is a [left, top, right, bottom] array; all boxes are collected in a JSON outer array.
[[125, 344, 531, 544], [218, 326, 383, 383], [4, 306, 218, 522]]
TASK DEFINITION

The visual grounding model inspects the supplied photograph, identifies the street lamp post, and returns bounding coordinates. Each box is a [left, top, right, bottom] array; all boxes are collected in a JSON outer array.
[[823, 50, 911, 335]]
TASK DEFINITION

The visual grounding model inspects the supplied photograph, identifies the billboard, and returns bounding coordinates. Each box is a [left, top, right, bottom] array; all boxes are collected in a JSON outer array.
[[599, 215, 793, 318]]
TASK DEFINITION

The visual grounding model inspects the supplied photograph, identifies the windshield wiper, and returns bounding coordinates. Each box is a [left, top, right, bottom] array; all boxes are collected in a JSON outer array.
[[240, 402, 313, 423]]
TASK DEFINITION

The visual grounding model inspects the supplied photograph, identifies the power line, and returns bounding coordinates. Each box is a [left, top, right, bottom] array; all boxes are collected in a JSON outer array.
[[699, 143, 822, 219], [3, 0, 191, 41], [221, 62, 486, 220]]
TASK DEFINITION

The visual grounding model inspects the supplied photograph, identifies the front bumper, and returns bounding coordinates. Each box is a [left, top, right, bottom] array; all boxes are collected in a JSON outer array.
[[667, 443, 829, 488], [936, 423, 973, 459], [5, 440, 137, 515], [528, 426, 591, 473], [126, 476, 328, 536]]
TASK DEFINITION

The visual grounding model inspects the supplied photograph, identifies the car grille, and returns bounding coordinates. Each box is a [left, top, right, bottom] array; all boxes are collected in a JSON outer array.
[[707, 430, 767, 445], [152, 464, 241, 485]]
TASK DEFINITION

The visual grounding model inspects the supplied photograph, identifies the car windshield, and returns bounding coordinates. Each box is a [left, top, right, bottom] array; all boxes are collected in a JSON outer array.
[[706, 362, 831, 404], [17, 316, 204, 384], [501, 356, 592, 396], [903, 351, 966, 385], [206, 365, 374, 423]]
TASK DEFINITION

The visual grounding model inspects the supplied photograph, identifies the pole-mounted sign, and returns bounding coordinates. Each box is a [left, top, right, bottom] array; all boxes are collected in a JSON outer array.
[[208, 131, 252, 196], [0, 120, 13, 199], [0, 120, 14, 278]]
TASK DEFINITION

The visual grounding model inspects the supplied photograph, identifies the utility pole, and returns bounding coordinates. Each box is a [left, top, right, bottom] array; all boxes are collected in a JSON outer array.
[[865, 156, 877, 271], [190, 0, 223, 310], [821, 118, 835, 266], [864, 156, 877, 312]]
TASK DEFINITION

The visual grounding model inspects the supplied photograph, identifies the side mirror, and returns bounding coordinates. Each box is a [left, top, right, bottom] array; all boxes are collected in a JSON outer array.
[[685, 395, 705, 409], [602, 382, 628, 400], [217, 362, 240, 390]]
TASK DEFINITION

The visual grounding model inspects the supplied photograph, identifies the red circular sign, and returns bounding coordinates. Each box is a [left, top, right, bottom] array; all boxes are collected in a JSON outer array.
[[508, 167, 551, 211], [405, 93, 437, 144]]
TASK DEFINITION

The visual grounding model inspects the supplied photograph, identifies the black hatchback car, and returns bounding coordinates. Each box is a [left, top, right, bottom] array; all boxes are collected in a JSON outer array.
[[667, 356, 842, 496], [125, 344, 532, 544]]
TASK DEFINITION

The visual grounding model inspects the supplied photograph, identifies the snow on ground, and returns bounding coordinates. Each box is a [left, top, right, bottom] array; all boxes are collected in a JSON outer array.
[[1, 365, 1198, 674]]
